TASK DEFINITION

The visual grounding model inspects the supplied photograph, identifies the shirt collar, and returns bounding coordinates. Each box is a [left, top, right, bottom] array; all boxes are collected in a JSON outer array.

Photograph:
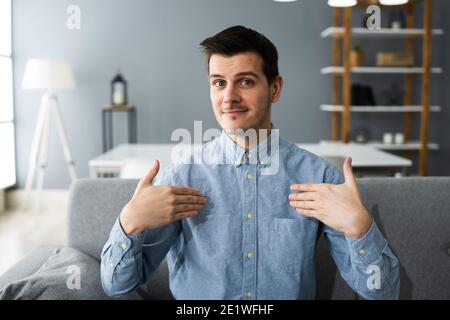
[[218, 124, 279, 167]]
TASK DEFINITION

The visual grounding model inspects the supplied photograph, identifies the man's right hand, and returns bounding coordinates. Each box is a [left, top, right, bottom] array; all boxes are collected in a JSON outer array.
[[119, 160, 207, 235]]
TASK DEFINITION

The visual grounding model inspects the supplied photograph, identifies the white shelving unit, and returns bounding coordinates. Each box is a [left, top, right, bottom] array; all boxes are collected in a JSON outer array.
[[321, 27, 444, 38], [321, 66, 443, 74], [365, 141, 440, 151], [321, 1, 442, 175], [320, 105, 442, 113]]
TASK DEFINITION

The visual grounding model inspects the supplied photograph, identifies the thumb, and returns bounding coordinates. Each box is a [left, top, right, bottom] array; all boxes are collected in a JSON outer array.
[[140, 160, 160, 187], [343, 157, 357, 188]]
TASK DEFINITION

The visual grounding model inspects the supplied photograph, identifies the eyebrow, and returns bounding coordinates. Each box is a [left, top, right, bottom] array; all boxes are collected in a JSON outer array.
[[209, 72, 260, 79]]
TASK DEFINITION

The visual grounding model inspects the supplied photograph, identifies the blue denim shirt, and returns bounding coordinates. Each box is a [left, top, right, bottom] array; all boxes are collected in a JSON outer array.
[[100, 131, 400, 300]]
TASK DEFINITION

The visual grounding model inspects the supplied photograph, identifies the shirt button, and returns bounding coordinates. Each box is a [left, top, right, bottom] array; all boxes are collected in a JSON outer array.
[[358, 248, 367, 256], [246, 213, 253, 220], [246, 291, 252, 298], [247, 252, 253, 258], [109, 262, 114, 268], [246, 173, 252, 180], [121, 243, 128, 250]]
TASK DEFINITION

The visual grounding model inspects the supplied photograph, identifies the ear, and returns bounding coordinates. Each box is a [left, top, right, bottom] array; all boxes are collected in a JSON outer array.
[[271, 75, 284, 103]]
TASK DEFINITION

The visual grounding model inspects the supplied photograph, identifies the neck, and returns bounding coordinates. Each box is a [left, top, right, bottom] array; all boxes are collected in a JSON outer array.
[[227, 124, 272, 150]]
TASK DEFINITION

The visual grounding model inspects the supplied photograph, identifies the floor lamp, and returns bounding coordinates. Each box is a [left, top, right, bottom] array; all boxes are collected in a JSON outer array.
[[21, 59, 77, 223]]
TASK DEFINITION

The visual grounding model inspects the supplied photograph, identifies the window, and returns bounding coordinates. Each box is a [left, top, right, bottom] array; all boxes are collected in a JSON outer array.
[[0, 0, 16, 189]]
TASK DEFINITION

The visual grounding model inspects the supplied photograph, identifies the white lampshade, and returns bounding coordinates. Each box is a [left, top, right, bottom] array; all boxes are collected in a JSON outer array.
[[22, 59, 75, 91], [328, 0, 358, 7], [379, 0, 408, 5]]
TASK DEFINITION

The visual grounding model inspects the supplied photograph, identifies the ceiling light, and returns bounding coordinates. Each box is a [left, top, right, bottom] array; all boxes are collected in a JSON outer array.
[[327, 0, 358, 7], [379, 0, 409, 5]]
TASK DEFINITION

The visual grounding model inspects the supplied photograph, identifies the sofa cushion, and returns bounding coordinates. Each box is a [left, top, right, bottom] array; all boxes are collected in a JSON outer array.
[[140, 258, 174, 300], [357, 177, 450, 299], [316, 177, 450, 300], [67, 179, 137, 259]]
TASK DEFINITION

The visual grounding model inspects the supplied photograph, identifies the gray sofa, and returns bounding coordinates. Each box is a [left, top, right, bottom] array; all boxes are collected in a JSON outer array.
[[1, 177, 449, 299]]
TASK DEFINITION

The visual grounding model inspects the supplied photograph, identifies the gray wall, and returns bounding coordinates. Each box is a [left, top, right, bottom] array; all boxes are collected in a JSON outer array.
[[11, 0, 450, 189]]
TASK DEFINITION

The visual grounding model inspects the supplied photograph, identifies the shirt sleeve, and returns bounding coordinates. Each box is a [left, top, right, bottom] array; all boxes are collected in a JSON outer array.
[[321, 165, 400, 300], [100, 166, 182, 298]]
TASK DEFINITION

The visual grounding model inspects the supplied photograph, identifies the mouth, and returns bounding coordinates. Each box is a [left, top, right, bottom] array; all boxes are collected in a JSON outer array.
[[222, 108, 249, 116]]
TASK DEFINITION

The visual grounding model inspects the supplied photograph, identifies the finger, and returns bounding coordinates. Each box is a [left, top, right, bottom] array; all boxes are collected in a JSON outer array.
[[296, 208, 318, 218], [288, 192, 318, 201], [175, 195, 208, 205], [290, 200, 317, 210], [343, 156, 357, 188], [174, 204, 204, 214], [173, 210, 199, 221], [343, 157, 362, 198], [290, 184, 321, 192], [138, 160, 160, 188], [170, 186, 203, 196]]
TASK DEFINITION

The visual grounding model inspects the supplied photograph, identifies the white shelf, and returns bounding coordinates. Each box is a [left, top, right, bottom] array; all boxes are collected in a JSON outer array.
[[321, 27, 444, 38], [320, 105, 442, 113], [321, 66, 443, 74], [365, 141, 440, 151]]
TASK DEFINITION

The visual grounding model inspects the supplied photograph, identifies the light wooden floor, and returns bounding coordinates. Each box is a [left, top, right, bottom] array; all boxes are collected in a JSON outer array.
[[0, 190, 68, 276]]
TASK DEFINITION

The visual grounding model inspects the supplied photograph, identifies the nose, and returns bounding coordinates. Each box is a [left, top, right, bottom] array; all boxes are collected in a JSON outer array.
[[223, 86, 241, 105]]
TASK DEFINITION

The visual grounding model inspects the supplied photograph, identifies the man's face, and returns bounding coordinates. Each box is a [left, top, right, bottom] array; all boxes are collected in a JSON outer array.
[[208, 52, 282, 134]]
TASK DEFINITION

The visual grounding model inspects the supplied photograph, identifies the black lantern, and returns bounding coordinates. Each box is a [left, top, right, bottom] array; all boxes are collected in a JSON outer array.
[[111, 70, 127, 105]]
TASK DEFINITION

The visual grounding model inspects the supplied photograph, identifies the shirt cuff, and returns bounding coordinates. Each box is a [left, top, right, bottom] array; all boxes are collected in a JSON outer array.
[[345, 220, 387, 265], [109, 217, 146, 260]]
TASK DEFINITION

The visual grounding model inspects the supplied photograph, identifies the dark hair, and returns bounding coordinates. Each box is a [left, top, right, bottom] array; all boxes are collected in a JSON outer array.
[[199, 25, 279, 85]]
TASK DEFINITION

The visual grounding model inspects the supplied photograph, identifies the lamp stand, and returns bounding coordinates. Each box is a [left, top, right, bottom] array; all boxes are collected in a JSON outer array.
[[22, 93, 77, 224]]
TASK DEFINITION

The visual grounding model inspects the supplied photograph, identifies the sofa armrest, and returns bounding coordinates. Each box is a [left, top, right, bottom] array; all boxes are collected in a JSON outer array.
[[0, 245, 145, 300], [0, 245, 61, 290]]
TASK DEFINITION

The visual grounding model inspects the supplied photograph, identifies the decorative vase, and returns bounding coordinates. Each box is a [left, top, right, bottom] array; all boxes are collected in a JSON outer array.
[[350, 50, 364, 67]]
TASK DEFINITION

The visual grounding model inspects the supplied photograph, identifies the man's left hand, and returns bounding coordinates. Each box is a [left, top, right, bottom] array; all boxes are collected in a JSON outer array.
[[289, 157, 372, 239]]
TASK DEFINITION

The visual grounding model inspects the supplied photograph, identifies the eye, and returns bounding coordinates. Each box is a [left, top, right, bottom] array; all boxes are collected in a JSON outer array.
[[213, 80, 226, 88], [240, 79, 254, 87]]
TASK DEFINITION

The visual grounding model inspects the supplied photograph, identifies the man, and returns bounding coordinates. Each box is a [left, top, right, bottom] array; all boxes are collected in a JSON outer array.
[[100, 26, 400, 300]]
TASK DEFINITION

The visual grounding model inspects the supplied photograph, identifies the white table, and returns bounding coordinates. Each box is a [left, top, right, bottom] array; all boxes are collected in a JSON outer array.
[[299, 141, 412, 169], [89, 144, 177, 178], [88, 142, 412, 178]]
